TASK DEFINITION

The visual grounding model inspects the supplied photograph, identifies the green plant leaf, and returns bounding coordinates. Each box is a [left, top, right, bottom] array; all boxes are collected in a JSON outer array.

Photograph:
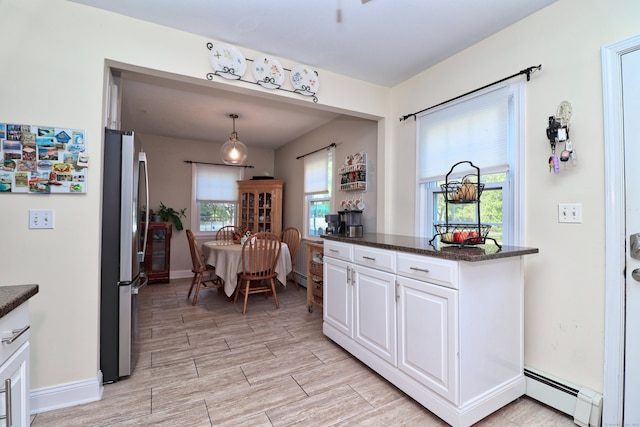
[[157, 202, 186, 231]]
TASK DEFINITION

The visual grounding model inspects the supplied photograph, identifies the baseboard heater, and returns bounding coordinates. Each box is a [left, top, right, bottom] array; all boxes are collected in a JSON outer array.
[[524, 366, 602, 427], [298, 272, 308, 288]]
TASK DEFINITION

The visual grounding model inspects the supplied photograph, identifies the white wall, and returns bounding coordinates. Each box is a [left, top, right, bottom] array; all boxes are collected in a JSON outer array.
[[275, 116, 378, 235], [0, 0, 390, 404], [389, 0, 640, 392]]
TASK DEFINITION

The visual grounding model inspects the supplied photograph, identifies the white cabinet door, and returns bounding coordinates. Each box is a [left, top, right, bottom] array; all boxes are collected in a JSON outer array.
[[397, 275, 458, 403], [324, 257, 353, 338], [0, 342, 29, 427], [353, 265, 397, 365]]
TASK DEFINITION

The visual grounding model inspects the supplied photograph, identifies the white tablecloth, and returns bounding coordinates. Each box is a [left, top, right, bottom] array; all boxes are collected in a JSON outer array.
[[203, 241, 292, 297]]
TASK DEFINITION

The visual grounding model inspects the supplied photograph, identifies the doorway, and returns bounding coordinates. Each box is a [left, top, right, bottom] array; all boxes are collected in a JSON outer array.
[[602, 32, 640, 426]]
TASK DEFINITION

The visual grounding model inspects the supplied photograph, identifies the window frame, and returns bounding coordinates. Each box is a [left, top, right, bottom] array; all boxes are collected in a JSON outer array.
[[305, 193, 332, 239], [423, 177, 511, 245], [190, 164, 244, 237], [303, 148, 333, 239]]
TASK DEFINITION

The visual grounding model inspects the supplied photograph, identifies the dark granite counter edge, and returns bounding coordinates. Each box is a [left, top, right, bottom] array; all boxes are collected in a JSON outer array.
[[0, 284, 39, 319], [322, 234, 538, 262]]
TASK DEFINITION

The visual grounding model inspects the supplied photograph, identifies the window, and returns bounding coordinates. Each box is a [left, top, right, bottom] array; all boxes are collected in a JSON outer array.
[[304, 148, 333, 238], [417, 83, 523, 246], [191, 163, 243, 234]]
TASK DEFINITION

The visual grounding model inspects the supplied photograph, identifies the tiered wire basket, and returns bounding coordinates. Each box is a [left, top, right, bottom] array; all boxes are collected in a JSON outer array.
[[429, 161, 501, 249]]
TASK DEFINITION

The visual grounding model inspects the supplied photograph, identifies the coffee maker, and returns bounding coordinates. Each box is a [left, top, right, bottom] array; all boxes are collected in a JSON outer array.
[[338, 209, 363, 237], [324, 214, 340, 235]]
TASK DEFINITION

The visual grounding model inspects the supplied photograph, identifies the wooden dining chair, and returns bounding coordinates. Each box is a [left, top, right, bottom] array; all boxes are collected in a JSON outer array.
[[234, 232, 282, 314], [216, 225, 242, 242], [280, 227, 302, 289], [186, 229, 222, 305]]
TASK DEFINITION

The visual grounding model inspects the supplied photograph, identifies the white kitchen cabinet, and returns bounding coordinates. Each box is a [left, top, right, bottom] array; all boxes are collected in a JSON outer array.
[[353, 264, 396, 365], [322, 237, 529, 427], [323, 256, 353, 338], [0, 301, 31, 427], [0, 342, 29, 427], [324, 241, 397, 365], [397, 274, 457, 402]]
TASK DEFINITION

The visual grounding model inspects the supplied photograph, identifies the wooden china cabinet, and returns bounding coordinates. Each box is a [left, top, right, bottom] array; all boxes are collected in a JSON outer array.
[[140, 221, 172, 283], [237, 179, 283, 235]]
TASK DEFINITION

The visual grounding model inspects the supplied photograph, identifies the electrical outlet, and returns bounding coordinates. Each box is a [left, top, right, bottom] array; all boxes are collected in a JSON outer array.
[[29, 209, 55, 229], [558, 203, 582, 223]]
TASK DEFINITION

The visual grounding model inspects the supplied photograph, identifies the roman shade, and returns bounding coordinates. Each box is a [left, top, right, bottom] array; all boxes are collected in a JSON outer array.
[[194, 163, 242, 202], [304, 149, 330, 194], [417, 85, 510, 182]]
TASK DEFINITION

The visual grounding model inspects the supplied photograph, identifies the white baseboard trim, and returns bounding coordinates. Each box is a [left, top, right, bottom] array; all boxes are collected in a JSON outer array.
[[30, 371, 103, 415], [170, 269, 192, 280]]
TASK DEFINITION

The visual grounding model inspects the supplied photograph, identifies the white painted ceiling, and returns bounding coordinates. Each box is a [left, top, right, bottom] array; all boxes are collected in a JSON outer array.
[[69, 0, 556, 148]]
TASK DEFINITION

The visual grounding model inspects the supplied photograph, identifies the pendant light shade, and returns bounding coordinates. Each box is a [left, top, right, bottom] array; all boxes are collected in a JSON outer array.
[[221, 113, 248, 165]]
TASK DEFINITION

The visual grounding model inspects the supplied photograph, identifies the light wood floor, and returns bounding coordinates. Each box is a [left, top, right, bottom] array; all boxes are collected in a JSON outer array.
[[31, 277, 576, 426]]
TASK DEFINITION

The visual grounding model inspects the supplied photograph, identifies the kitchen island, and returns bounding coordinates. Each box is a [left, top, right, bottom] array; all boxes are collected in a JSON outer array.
[[0, 285, 39, 318], [0, 284, 38, 427], [321, 234, 537, 427]]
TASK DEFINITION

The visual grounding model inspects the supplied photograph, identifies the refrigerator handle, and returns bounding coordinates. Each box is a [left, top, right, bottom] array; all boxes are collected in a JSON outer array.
[[139, 151, 149, 263]]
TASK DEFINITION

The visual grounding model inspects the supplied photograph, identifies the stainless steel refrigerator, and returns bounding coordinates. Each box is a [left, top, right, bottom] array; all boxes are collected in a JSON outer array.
[[100, 129, 149, 383]]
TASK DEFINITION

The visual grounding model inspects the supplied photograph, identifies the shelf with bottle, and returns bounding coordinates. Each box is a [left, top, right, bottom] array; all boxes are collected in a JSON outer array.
[[339, 151, 367, 192]]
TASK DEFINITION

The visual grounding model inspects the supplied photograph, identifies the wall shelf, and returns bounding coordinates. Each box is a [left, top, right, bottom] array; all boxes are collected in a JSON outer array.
[[339, 152, 367, 192]]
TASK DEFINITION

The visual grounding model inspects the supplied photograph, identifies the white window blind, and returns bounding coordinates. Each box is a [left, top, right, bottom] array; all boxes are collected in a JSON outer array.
[[304, 149, 330, 194], [194, 163, 241, 202], [417, 85, 510, 182]]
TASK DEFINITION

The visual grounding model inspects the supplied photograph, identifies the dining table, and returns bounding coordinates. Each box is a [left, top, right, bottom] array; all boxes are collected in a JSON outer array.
[[203, 240, 292, 297]]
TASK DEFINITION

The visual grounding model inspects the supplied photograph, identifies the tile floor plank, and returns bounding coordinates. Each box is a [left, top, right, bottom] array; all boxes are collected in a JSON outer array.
[[30, 277, 576, 427]]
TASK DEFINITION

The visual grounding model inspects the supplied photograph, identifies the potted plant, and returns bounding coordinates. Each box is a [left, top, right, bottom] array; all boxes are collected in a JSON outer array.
[[157, 202, 186, 231]]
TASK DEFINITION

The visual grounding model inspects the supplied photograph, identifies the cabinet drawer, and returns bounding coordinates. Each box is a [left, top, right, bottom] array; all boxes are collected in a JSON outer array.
[[0, 303, 30, 364], [324, 240, 353, 262], [396, 253, 458, 289], [354, 246, 396, 273]]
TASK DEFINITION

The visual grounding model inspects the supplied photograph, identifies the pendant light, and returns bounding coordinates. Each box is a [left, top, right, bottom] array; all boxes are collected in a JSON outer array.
[[221, 113, 248, 165]]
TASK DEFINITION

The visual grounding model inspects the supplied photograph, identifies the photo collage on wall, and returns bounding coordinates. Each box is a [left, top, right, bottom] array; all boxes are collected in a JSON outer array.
[[0, 123, 88, 194]]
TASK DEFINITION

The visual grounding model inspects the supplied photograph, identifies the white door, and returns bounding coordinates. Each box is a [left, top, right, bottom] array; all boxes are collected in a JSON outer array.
[[353, 265, 397, 365], [396, 275, 457, 403], [323, 257, 353, 338], [0, 343, 29, 427], [603, 34, 640, 425], [623, 47, 640, 424]]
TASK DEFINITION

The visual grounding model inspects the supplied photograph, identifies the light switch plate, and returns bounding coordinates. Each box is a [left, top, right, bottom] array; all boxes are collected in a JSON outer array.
[[29, 209, 54, 229], [558, 203, 582, 223]]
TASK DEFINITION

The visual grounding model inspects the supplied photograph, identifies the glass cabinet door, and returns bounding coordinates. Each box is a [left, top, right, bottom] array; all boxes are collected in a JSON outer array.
[[141, 222, 171, 283], [257, 191, 272, 233], [150, 227, 167, 272], [240, 192, 256, 231], [237, 180, 283, 236]]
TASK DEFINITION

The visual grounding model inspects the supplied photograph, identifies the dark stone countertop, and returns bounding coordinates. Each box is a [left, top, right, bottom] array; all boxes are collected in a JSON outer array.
[[0, 285, 39, 319], [322, 233, 538, 262]]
